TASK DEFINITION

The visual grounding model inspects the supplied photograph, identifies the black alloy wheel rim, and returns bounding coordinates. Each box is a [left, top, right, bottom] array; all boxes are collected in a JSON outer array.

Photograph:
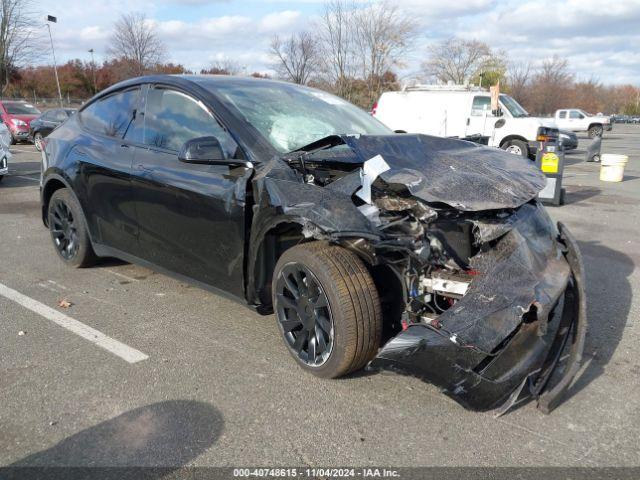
[[275, 263, 333, 366], [51, 200, 79, 259]]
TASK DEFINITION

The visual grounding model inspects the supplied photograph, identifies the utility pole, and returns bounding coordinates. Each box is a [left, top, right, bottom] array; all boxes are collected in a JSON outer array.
[[88, 49, 97, 94], [46, 15, 63, 108]]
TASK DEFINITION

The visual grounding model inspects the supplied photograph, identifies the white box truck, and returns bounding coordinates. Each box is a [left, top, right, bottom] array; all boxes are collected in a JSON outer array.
[[372, 85, 557, 158]]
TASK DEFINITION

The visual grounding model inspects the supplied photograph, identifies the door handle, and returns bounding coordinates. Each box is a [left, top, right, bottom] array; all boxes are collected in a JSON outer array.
[[121, 144, 130, 148], [136, 163, 152, 172]]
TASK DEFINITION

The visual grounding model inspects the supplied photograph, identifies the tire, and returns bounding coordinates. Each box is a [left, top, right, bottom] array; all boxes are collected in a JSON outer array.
[[502, 139, 528, 158], [588, 125, 603, 138], [10, 135, 16, 145], [272, 241, 382, 378], [34, 132, 43, 152], [0, 175, 4, 183], [47, 188, 97, 268]]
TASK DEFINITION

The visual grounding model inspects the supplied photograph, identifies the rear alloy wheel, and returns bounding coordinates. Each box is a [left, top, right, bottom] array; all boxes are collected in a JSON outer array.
[[48, 188, 97, 267], [34, 132, 44, 151], [273, 242, 382, 378], [588, 125, 603, 138], [502, 139, 528, 158]]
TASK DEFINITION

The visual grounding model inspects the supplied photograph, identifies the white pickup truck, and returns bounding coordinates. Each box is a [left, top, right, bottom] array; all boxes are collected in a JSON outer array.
[[553, 109, 612, 138]]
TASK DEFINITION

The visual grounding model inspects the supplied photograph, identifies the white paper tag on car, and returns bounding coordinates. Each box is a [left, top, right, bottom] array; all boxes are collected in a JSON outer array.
[[355, 154, 391, 204]]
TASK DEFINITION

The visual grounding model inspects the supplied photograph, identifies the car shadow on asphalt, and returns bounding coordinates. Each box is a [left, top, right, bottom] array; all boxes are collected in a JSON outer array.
[[4, 400, 224, 478], [559, 240, 633, 406]]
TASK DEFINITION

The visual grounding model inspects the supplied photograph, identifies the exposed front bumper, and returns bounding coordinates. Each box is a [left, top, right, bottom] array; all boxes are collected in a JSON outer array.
[[369, 214, 586, 413]]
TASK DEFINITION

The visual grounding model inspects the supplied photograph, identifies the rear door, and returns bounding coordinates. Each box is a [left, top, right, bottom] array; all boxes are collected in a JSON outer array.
[[75, 87, 143, 254], [131, 85, 250, 297]]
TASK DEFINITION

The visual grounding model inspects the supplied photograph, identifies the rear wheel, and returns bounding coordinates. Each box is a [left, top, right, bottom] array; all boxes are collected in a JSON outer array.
[[48, 188, 97, 267], [588, 125, 603, 138], [272, 242, 382, 378], [502, 139, 528, 158]]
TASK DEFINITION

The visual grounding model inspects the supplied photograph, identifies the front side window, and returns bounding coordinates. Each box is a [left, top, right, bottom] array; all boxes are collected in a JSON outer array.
[[570, 111, 584, 119], [471, 96, 491, 116], [80, 88, 140, 138], [143, 87, 237, 156]]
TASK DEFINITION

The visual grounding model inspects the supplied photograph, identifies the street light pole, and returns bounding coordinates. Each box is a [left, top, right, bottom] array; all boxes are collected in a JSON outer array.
[[46, 15, 63, 108], [88, 49, 97, 94]]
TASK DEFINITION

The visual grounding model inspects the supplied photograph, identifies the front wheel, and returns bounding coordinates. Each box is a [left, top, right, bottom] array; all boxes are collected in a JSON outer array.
[[502, 139, 528, 158], [34, 132, 44, 151], [588, 125, 603, 138], [48, 188, 97, 267], [272, 242, 382, 378]]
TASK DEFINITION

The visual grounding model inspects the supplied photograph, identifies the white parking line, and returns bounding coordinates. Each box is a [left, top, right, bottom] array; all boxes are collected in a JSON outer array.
[[0, 282, 148, 364], [14, 175, 40, 182]]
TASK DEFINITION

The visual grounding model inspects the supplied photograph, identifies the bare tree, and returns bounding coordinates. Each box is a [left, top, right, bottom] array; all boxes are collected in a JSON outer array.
[[201, 58, 242, 76], [527, 56, 574, 114], [0, 0, 41, 95], [270, 32, 319, 85], [505, 60, 532, 103], [422, 37, 494, 85], [107, 12, 166, 76], [317, 0, 358, 99], [353, 0, 417, 106]]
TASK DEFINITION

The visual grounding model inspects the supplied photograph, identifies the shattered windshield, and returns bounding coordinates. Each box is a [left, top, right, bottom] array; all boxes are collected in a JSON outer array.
[[499, 94, 529, 118], [215, 82, 391, 153]]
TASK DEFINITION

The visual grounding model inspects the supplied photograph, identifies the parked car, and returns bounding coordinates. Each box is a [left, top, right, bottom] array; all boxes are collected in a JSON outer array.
[[558, 129, 578, 151], [554, 109, 612, 138], [29, 108, 77, 151], [0, 100, 42, 144], [0, 122, 10, 182], [40, 75, 585, 413], [372, 85, 558, 158]]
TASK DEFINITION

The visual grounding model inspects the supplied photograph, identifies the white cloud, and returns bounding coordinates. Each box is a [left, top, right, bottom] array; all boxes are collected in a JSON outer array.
[[39, 0, 640, 85]]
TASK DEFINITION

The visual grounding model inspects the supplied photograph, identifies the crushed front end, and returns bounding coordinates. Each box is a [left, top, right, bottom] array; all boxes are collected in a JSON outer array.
[[252, 133, 585, 413]]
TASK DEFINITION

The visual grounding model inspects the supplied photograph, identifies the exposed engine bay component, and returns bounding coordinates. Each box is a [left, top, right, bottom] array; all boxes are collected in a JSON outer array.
[[420, 272, 470, 298]]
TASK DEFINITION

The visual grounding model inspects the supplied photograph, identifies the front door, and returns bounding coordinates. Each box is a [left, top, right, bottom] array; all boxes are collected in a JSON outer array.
[[131, 85, 250, 297], [465, 95, 495, 138]]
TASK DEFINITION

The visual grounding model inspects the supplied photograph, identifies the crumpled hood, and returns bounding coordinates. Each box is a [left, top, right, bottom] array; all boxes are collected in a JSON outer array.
[[339, 134, 546, 211]]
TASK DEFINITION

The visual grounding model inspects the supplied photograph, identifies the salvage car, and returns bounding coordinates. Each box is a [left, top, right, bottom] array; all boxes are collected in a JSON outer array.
[[0, 100, 41, 144], [29, 108, 77, 151], [40, 76, 586, 413]]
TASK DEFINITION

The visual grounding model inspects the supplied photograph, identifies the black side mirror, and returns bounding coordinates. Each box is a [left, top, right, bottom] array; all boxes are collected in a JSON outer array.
[[179, 136, 227, 164]]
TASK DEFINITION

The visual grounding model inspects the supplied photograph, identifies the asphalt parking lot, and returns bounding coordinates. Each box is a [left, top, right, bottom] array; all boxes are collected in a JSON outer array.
[[1, 126, 639, 468]]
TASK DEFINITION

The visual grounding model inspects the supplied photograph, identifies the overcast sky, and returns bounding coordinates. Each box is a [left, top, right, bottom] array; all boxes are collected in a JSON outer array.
[[40, 0, 640, 85]]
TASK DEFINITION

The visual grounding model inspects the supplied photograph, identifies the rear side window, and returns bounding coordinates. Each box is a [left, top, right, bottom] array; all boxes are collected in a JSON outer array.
[[471, 96, 491, 116], [80, 88, 140, 138], [559, 111, 567, 119], [143, 87, 237, 155]]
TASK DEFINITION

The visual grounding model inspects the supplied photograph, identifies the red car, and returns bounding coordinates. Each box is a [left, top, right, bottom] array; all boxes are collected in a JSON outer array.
[[0, 100, 42, 144]]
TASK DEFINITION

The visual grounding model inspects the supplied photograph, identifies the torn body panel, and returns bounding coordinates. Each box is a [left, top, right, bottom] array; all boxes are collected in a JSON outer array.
[[246, 133, 583, 412]]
